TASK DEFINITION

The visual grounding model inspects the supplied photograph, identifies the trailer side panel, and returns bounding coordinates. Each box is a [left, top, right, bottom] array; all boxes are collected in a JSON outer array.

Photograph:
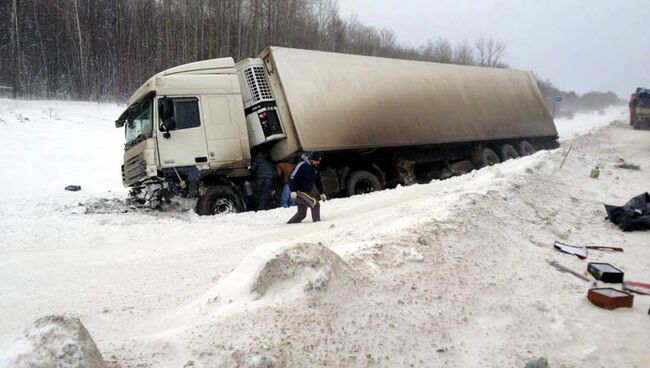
[[263, 47, 556, 156]]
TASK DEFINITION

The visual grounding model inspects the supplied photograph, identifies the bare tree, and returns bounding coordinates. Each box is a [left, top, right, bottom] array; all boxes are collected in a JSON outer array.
[[73, 0, 86, 95], [11, 0, 21, 97], [420, 37, 453, 63], [453, 40, 475, 65], [475, 36, 507, 67]]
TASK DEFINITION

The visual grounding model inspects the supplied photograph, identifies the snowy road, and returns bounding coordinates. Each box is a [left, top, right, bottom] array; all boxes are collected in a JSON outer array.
[[2, 100, 648, 368]]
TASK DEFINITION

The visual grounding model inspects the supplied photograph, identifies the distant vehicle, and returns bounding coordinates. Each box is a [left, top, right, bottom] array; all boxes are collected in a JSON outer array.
[[629, 88, 650, 130], [115, 47, 558, 215]]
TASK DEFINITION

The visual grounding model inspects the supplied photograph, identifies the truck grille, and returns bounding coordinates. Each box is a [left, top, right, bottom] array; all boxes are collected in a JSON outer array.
[[123, 154, 146, 186]]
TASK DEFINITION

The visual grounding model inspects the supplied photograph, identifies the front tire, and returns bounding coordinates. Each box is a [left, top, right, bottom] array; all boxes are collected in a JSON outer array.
[[196, 185, 245, 216], [346, 170, 382, 196]]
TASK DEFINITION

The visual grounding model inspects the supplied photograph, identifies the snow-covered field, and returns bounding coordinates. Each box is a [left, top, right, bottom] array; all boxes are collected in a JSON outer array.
[[1, 100, 648, 368]]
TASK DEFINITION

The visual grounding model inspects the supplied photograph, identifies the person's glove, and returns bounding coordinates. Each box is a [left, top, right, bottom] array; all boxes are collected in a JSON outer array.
[[320, 193, 327, 201], [290, 192, 298, 201]]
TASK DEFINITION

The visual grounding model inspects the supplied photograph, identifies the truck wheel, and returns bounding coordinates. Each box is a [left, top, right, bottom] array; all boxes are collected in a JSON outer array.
[[346, 170, 382, 196], [517, 140, 536, 156], [196, 185, 244, 216], [499, 144, 519, 161], [480, 148, 501, 167]]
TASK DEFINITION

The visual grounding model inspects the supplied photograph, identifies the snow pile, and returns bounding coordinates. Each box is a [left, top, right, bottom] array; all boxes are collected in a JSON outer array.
[[252, 242, 356, 295], [205, 242, 358, 308], [0, 315, 105, 368]]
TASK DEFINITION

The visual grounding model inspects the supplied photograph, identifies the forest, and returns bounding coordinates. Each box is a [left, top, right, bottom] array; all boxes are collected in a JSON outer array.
[[0, 0, 511, 100], [1, 0, 621, 113]]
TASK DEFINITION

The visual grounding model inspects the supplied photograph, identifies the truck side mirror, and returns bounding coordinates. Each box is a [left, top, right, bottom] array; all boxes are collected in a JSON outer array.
[[160, 98, 174, 120], [159, 98, 175, 138]]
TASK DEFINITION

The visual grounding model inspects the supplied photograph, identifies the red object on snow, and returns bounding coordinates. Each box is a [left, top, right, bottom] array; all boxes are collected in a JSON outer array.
[[588, 288, 634, 310], [630, 93, 637, 125]]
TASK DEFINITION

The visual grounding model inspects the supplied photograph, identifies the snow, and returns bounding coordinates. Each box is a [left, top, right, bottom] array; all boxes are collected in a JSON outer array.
[[554, 105, 628, 141], [0, 99, 126, 200], [1, 99, 648, 367], [1, 315, 105, 368]]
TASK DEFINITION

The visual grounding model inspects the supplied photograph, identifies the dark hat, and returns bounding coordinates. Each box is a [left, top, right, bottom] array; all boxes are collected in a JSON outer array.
[[309, 151, 322, 161]]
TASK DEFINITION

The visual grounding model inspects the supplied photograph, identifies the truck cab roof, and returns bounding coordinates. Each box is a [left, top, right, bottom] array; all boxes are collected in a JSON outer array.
[[126, 58, 238, 106]]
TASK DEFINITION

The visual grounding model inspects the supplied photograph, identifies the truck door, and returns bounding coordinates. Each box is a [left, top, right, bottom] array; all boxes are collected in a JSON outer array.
[[156, 96, 209, 168]]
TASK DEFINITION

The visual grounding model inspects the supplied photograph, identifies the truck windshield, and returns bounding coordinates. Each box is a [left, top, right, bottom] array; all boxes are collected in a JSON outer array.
[[125, 98, 153, 148], [637, 95, 650, 108]]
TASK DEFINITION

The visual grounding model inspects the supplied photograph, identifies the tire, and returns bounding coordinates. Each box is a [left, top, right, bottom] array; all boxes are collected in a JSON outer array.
[[346, 170, 382, 197], [196, 185, 245, 216], [499, 144, 519, 161], [442, 160, 475, 179], [517, 140, 536, 156], [480, 147, 501, 167], [438, 167, 455, 180]]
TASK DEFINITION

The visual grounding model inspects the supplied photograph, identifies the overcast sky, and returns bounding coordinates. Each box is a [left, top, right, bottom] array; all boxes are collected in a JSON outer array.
[[337, 0, 649, 98]]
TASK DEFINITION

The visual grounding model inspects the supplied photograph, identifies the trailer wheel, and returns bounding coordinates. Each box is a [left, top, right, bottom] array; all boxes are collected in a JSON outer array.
[[517, 140, 536, 156], [480, 148, 501, 167], [346, 170, 382, 196], [196, 185, 244, 216], [499, 144, 519, 161]]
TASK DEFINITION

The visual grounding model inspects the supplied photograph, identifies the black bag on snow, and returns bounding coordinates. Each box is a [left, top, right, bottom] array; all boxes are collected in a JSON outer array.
[[605, 192, 650, 231]]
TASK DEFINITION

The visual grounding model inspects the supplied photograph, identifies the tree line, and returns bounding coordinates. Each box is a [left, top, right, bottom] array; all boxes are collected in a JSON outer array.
[[535, 76, 622, 118], [1, 0, 509, 101]]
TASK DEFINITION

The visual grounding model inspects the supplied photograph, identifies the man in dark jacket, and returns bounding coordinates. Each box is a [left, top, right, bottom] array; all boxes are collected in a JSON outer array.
[[251, 152, 276, 210], [287, 151, 326, 223]]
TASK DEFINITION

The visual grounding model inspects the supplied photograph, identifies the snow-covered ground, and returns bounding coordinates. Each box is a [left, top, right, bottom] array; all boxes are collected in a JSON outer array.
[[1, 100, 647, 368], [554, 107, 629, 141]]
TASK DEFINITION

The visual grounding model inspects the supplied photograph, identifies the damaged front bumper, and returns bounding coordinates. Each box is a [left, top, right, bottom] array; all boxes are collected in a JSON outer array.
[[122, 139, 158, 186]]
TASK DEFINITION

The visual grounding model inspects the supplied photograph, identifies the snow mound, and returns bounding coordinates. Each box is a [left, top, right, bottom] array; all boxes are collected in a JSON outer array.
[[252, 243, 355, 296], [208, 243, 357, 307], [0, 315, 105, 368]]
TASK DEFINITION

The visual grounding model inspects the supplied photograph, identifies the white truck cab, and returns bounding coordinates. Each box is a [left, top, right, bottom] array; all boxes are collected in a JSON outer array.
[[116, 57, 285, 213]]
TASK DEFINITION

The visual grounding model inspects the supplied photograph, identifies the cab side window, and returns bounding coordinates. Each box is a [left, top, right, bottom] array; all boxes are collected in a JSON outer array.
[[159, 97, 201, 131]]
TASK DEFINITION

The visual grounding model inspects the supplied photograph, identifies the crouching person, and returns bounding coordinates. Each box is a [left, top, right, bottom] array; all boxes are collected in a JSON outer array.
[[287, 151, 327, 224]]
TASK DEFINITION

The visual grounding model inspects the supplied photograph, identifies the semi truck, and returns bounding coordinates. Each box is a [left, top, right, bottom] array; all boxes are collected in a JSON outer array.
[[629, 88, 650, 129], [115, 47, 558, 215]]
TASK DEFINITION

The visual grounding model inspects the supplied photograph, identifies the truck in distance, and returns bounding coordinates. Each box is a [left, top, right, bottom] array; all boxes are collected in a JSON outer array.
[[115, 47, 558, 215], [629, 88, 650, 129]]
